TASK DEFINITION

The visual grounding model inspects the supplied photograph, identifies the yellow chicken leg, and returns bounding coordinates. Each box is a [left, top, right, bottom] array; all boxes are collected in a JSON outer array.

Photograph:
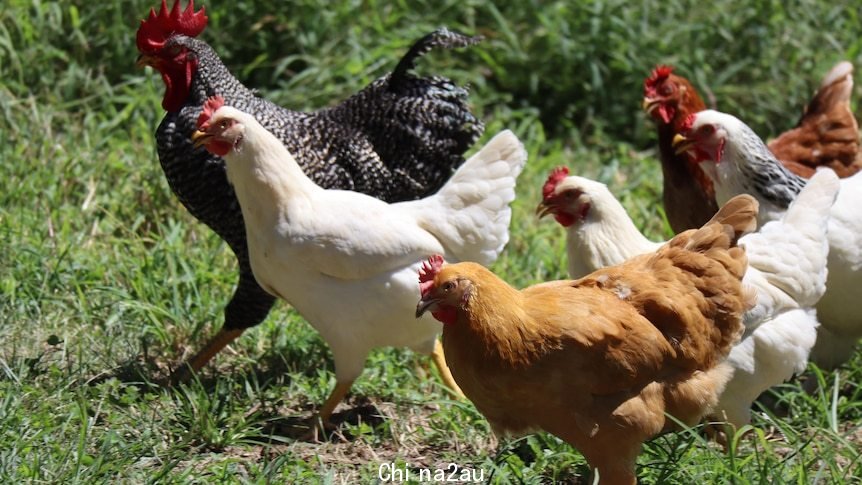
[[172, 328, 245, 384], [305, 379, 355, 441], [431, 339, 464, 398], [317, 380, 355, 424]]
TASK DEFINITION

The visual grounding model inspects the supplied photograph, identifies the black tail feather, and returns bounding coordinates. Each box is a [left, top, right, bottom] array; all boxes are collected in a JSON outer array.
[[390, 28, 483, 91]]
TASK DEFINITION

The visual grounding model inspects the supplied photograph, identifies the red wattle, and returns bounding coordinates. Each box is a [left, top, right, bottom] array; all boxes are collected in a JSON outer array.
[[554, 212, 576, 227], [431, 306, 458, 325], [160, 57, 197, 112], [205, 140, 232, 157]]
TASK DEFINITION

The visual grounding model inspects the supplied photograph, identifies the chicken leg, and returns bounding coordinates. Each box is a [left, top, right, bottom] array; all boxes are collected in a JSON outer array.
[[430, 339, 464, 398], [308, 340, 461, 439], [317, 380, 354, 424], [171, 328, 244, 383], [303, 379, 356, 441]]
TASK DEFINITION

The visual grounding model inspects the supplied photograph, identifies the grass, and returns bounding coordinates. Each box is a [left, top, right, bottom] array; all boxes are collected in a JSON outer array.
[[1, 0, 861, 482]]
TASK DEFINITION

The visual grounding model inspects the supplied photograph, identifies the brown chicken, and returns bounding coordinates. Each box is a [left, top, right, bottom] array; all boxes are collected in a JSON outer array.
[[643, 63, 861, 232], [415, 196, 758, 485]]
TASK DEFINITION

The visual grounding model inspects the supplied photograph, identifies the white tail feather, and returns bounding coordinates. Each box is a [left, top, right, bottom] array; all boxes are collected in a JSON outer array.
[[819, 61, 853, 91], [742, 168, 839, 310], [783, 168, 841, 228], [408, 130, 527, 264]]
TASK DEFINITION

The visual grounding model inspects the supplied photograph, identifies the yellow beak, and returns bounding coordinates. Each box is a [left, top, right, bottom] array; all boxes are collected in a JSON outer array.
[[672, 133, 694, 155], [191, 130, 212, 149], [136, 54, 155, 68], [642, 97, 657, 114], [415, 296, 438, 318], [535, 200, 554, 219]]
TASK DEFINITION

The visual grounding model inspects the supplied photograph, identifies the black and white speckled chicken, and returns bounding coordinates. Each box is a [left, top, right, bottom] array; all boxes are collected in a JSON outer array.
[[135, 0, 484, 377]]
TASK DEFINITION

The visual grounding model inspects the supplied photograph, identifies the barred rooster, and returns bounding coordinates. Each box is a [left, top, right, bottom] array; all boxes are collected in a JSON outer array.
[[136, 1, 484, 377]]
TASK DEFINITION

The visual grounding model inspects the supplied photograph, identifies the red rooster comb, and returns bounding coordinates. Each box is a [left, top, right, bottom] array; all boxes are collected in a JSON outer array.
[[136, 0, 208, 53], [680, 113, 697, 133], [418, 255, 446, 297], [197, 95, 225, 130], [644, 65, 674, 95], [542, 166, 570, 199]]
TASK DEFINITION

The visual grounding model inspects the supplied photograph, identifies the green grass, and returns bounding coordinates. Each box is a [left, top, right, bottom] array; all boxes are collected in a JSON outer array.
[[2, 0, 861, 482]]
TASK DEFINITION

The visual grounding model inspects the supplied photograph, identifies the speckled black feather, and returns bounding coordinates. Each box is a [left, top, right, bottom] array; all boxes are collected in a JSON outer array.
[[735, 124, 807, 210], [154, 29, 484, 330]]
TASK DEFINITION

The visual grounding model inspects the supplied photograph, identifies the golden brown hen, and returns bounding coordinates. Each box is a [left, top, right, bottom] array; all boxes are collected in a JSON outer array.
[[643, 63, 860, 232], [415, 196, 758, 485]]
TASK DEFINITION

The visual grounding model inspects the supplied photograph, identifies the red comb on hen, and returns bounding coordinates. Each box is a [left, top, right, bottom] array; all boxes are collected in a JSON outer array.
[[680, 113, 697, 133], [136, 0, 208, 53], [197, 95, 225, 130], [644, 65, 674, 96], [418, 255, 445, 297], [542, 166, 570, 199]]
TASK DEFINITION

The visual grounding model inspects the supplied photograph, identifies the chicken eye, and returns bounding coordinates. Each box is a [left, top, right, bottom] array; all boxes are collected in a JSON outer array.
[[167, 45, 182, 57], [442, 281, 455, 292], [699, 125, 716, 135], [659, 85, 673, 96], [219, 120, 229, 130]]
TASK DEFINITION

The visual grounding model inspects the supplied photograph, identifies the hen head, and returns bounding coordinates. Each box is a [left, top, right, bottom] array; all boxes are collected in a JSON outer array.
[[672, 110, 740, 164], [536, 167, 593, 227], [643, 65, 705, 127], [136, 0, 208, 112], [191, 96, 245, 156], [415, 255, 476, 325]]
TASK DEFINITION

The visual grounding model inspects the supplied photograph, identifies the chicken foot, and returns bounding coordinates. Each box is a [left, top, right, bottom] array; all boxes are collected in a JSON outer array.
[[306, 340, 462, 441], [171, 327, 245, 384], [302, 379, 356, 441]]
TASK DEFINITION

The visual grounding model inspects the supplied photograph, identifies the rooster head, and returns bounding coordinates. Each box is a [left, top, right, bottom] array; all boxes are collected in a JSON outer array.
[[643, 65, 705, 127], [136, 0, 208, 112], [672, 111, 729, 164], [191, 96, 244, 156], [416, 255, 474, 325], [136, 0, 207, 53], [643, 65, 677, 124], [536, 167, 592, 227]]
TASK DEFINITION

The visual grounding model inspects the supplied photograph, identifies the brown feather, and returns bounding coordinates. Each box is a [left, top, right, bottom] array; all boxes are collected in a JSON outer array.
[[653, 74, 719, 232], [768, 62, 862, 178], [431, 196, 755, 484]]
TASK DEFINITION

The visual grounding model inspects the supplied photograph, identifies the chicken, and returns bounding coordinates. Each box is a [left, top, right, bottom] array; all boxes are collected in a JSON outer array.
[[768, 62, 862, 178], [642, 66, 718, 232], [415, 196, 756, 485], [537, 167, 838, 427], [643, 63, 861, 232], [136, 1, 484, 377], [191, 96, 527, 429], [675, 109, 862, 368]]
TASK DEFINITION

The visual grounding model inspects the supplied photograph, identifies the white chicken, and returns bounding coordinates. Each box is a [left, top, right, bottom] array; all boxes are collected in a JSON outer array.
[[190, 96, 527, 428], [675, 109, 862, 369], [537, 166, 838, 426]]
